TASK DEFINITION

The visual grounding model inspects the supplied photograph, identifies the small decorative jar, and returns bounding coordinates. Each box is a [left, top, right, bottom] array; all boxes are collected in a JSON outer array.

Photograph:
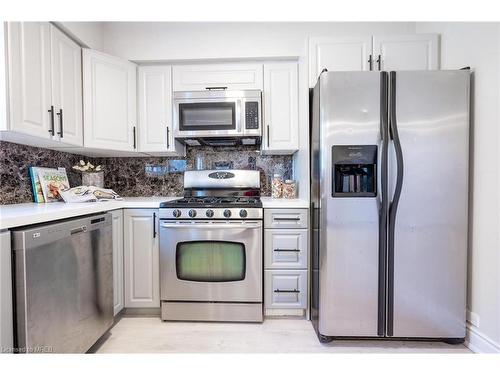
[[82, 171, 104, 188], [282, 180, 297, 199], [271, 174, 283, 198]]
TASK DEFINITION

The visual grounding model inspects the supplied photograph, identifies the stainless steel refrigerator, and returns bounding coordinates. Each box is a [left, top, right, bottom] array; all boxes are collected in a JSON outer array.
[[310, 70, 470, 343]]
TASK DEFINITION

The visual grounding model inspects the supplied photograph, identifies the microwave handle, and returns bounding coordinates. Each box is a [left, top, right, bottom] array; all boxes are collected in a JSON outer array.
[[205, 86, 227, 90]]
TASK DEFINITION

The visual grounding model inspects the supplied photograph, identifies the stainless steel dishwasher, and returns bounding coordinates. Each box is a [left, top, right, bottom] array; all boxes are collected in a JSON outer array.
[[12, 213, 114, 353]]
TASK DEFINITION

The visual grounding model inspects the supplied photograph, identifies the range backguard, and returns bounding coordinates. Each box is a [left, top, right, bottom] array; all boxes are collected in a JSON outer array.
[[332, 145, 377, 197]]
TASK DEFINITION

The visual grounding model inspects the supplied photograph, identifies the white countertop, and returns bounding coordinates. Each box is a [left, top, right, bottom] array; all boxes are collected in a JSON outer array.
[[259, 197, 309, 208], [0, 196, 309, 230]]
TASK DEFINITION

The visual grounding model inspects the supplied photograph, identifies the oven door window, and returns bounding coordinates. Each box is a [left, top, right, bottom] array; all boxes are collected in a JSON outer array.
[[176, 241, 246, 282], [179, 102, 236, 131]]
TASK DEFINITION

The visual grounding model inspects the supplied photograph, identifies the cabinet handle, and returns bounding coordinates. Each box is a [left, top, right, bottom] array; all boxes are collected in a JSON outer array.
[[376, 55, 381, 71], [56, 109, 63, 138], [153, 212, 157, 238], [274, 289, 300, 293], [274, 217, 300, 221], [205, 86, 227, 90], [48, 106, 55, 135], [368, 54, 373, 71], [133, 126, 137, 149], [274, 248, 300, 252], [267, 124, 270, 148], [166, 126, 170, 148]]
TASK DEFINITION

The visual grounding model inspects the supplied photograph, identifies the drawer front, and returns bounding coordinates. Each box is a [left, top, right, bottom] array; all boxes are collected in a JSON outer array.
[[264, 270, 307, 309], [172, 63, 264, 91], [265, 229, 308, 269], [264, 209, 308, 229]]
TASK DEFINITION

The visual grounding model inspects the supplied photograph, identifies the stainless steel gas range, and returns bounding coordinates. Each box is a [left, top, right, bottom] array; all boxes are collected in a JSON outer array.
[[159, 170, 263, 322]]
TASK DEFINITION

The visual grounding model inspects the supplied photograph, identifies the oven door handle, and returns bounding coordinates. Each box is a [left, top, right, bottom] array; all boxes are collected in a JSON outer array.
[[160, 222, 262, 230]]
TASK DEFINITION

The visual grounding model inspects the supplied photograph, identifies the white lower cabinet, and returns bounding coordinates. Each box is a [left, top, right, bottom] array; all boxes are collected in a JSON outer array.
[[111, 210, 124, 316], [265, 270, 307, 309], [0, 231, 13, 351], [264, 208, 308, 316], [264, 229, 308, 269], [123, 209, 160, 308]]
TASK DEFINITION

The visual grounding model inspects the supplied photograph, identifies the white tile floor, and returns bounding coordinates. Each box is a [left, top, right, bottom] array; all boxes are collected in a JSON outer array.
[[95, 317, 471, 353]]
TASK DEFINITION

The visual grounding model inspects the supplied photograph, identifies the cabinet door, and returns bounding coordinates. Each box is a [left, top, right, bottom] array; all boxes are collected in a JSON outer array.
[[123, 209, 160, 308], [264, 229, 308, 269], [264, 270, 307, 309], [138, 65, 184, 155], [0, 231, 13, 351], [309, 36, 371, 86], [262, 62, 299, 154], [7, 22, 52, 138], [172, 63, 264, 91], [83, 49, 137, 152], [373, 34, 439, 71], [50, 25, 83, 147], [111, 210, 124, 316]]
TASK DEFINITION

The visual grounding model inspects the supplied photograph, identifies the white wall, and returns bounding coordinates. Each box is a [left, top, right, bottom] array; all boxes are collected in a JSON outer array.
[[56, 22, 105, 51], [100, 22, 416, 61], [98, 22, 416, 201], [417, 22, 500, 352]]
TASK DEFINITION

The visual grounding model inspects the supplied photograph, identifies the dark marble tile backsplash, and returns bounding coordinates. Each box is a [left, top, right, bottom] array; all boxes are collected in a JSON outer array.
[[0, 141, 293, 205], [0, 141, 83, 205]]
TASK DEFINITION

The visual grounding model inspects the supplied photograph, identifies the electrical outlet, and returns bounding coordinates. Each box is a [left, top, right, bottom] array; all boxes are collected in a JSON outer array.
[[466, 309, 480, 327]]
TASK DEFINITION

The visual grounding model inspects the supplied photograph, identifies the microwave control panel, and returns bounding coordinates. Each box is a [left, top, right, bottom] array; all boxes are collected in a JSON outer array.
[[245, 101, 260, 130]]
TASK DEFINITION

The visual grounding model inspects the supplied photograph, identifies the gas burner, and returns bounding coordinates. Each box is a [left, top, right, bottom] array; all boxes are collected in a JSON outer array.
[[161, 196, 262, 209], [159, 170, 263, 219]]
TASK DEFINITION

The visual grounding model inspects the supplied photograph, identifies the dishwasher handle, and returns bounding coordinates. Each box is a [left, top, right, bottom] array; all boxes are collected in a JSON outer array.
[[70, 226, 88, 235]]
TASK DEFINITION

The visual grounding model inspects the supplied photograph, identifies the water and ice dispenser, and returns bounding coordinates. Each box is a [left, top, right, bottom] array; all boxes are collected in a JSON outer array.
[[332, 145, 377, 197]]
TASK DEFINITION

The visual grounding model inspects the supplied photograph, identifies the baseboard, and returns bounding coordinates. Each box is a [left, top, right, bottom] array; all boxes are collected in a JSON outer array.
[[465, 323, 500, 353]]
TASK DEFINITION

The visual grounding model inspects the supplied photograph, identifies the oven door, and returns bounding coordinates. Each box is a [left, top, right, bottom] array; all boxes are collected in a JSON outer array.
[[159, 220, 262, 302], [173, 97, 243, 138]]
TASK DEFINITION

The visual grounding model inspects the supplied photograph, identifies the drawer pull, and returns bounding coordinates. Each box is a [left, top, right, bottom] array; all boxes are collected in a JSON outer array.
[[274, 248, 300, 252], [274, 289, 300, 293], [274, 217, 300, 221]]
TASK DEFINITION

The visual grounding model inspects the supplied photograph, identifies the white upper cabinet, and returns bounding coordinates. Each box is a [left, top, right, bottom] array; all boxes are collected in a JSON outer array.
[[262, 62, 299, 154], [138, 65, 184, 155], [6, 22, 52, 139], [309, 36, 372, 86], [372, 34, 439, 71], [172, 63, 264, 91], [83, 49, 137, 152], [5, 22, 83, 146], [309, 34, 440, 86], [50, 25, 83, 146]]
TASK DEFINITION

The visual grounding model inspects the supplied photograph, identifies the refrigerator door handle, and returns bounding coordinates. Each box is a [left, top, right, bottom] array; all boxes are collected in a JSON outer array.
[[377, 71, 389, 336], [387, 71, 404, 337]]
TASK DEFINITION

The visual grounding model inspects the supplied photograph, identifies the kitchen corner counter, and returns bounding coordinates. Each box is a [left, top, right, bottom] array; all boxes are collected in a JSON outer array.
[[0, 197, 180, 230], [260, 197, 309, 208]]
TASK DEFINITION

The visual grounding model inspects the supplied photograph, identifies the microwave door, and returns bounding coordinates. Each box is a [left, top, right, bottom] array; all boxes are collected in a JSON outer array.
[[174, 98, 242, 137]]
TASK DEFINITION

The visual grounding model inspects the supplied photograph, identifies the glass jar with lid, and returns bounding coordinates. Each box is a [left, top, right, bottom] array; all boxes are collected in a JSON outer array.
[[282, 180, 297, 199], [271, 174, 283, 198]]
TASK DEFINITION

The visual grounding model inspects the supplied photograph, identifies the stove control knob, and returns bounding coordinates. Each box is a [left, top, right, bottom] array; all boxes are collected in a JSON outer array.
[[239, 209, 248, 218], [206, 209, 214, 218], [223, 209, 232, 218], [188, 209, 197, 218], [172, 209, 181, 218]]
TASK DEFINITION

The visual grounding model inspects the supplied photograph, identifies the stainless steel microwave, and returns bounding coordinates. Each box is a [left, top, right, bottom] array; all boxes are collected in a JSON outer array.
[[173, 90, 262, 146]]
